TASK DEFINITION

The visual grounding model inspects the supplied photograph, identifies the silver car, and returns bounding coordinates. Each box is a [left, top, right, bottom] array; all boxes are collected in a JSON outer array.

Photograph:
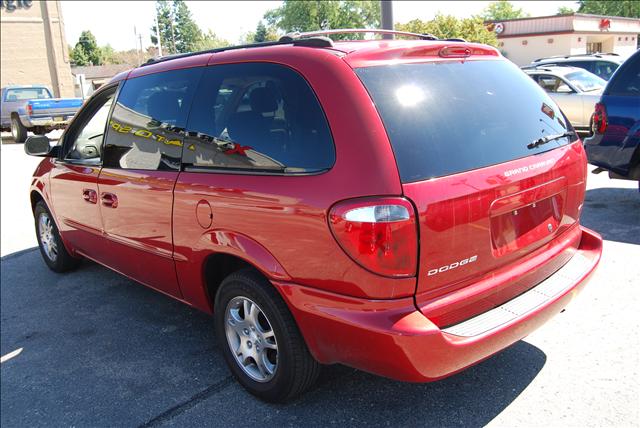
[[524, 66, 606, 132], [527, 53, 625, 81]]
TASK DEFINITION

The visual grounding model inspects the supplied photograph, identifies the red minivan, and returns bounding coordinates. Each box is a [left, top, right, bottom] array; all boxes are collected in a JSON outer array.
[[25, 30, 602, 402]]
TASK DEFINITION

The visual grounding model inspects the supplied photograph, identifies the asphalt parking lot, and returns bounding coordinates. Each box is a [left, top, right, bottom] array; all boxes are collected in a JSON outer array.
[[1, 139, 639, 427]]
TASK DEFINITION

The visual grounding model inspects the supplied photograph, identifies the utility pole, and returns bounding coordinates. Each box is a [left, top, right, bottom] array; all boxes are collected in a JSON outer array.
[[155, 13, 163, 56], [134, 25, 141, 66], [381, 0, 393, 40]]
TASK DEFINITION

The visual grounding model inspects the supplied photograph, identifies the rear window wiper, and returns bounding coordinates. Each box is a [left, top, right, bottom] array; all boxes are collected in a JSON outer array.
[[527, 131, 576, 150]]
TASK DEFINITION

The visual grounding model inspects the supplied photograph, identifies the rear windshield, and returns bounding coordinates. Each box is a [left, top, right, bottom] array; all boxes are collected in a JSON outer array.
[[5, 87, 52, 101], [356, 60, 575, 182]]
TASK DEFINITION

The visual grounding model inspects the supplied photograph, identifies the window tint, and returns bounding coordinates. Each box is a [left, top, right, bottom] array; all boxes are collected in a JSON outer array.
[[103, 68, 202, 170], [564, 61, 594, 74], [593, 61, 619, 80], [63, 89, 115, 164], [535, 74, 574, 93], [183, 63, 334, 173], [606, 53, 640, 96], [5, 87, 51, 101], [356, 60, 575, 182]]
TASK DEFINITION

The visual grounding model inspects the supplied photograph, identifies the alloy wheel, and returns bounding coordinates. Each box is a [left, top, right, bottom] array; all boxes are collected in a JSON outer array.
[[38, 213, 58, 262]]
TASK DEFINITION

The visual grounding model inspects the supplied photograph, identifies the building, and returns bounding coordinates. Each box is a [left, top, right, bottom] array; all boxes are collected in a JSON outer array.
[[1, 0, 74, 97], [71, 64, 133, 99], [490, 13, 640, 66]]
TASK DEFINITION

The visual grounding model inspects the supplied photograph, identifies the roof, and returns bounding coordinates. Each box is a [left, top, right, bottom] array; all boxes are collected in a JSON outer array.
[[71, 64, 132, 80]]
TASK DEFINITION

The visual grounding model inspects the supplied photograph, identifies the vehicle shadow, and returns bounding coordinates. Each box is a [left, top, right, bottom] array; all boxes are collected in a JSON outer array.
[[1, 249, 546, 427], [581, 186, 640, 245]]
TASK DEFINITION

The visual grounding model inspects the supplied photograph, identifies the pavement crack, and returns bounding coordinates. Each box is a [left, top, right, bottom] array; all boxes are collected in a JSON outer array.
[[139, 376, 235, 427]]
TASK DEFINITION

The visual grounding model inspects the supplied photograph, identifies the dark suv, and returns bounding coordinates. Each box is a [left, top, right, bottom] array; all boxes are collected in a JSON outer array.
[[585, 49, 640, 186], [25, 30, 602, 402]]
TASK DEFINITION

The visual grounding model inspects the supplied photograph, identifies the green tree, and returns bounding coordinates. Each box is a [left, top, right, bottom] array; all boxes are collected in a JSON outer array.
[[254, 21, 268, 42], [151, 0, 177, 54], [557, 6, 576, 14], [72, 30, 103, 66], [578, 0, 640, 18], [264, 0, 380, 39], [173, 0, 203, 53], [100, 44, 121, 64], [396, 14, 498, 46], [481, 1, 529, 20], [194, 30, 230, 50]]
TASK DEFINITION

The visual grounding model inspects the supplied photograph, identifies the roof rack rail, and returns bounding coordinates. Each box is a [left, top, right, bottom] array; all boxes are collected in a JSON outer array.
[[141, 36, 334, 67], [279, 28, 438, 41], [532, 52, 619, 62]]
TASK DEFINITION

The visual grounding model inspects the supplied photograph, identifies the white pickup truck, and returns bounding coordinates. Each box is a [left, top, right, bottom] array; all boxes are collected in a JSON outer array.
[[0, 85, 83, 142]]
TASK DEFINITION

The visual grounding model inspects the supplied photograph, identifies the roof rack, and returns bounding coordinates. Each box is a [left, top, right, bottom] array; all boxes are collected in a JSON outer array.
[[532, 52, 619, 62], [279, 28, 438, 41], [141, 36, 334, 67]]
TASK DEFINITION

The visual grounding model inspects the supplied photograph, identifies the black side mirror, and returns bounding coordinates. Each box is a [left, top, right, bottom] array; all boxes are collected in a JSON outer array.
[[24, 135, 59, 157]]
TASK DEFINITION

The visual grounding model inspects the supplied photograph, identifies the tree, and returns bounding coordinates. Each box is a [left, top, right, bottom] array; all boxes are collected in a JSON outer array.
[[578, 0, 640, 18], [254, 21, 268, 43], [100, 44, 121, 64], [264, 0, 380, 39], [557, 6, 576, 14], [71, 30, 103, 66], [481, 1, 529, 20], [396, 14, 498, 46], [194, 30, 230, 50], [151, 0, 177, 54], [173, 0, 203, 53]]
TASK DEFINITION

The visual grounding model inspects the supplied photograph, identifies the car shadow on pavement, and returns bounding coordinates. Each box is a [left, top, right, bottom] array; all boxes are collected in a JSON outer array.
[[1, 249, 546, 427], [581, 187, 640, 245]]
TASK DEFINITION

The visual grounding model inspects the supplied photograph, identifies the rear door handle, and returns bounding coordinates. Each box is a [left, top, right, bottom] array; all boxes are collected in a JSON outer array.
[[100, 192, 118, 208], [82, 188, 97, 204]]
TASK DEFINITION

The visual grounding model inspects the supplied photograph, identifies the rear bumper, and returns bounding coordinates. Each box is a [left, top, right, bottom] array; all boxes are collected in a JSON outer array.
[[274, 226, 602, 382], [20, 114, 74, 128]]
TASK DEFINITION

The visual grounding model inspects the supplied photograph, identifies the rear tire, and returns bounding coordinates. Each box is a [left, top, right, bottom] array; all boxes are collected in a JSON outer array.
[[34, 201, 81, 272], [11, 116, 27, 143], [214, 268, 320, 402]]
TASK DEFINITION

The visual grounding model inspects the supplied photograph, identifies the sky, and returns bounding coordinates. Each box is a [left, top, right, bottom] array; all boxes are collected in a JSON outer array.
[[60, 1, 581, 51]]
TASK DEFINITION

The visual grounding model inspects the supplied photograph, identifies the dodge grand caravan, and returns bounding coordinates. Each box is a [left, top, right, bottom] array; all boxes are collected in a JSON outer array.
[[25, 30, 603, 402]]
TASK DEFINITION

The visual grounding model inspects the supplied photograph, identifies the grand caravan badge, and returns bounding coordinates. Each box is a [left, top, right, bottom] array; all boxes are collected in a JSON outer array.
[[427, 255, 478, 276]]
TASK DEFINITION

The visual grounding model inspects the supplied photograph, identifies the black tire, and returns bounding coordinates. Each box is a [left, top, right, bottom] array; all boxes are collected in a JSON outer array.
[[214, 268, 320, 402], [11, 116, 28, 143], [34, 201, 81, 272]]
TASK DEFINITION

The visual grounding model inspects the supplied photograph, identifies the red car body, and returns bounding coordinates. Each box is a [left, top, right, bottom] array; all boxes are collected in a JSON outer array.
[[29, 38, 602, 384]]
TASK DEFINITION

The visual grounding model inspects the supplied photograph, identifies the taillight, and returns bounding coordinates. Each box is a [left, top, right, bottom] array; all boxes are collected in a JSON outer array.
[[439, 45, 472, 58], [329, 197, 418, 277], [592, 102, 607, 134], [27, 104, 33, 116]]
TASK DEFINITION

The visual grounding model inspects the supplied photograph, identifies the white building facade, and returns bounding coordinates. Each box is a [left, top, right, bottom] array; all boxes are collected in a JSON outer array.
[[491, 13, 640, 66]]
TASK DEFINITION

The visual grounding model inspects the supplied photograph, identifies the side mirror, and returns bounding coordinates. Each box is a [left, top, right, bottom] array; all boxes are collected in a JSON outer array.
[[24, 135, 59, 157]]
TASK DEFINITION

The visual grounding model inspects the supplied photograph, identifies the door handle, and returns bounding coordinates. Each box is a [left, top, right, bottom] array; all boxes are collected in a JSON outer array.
[[100, 192, 118, 208], [82, 188, 97, 204]]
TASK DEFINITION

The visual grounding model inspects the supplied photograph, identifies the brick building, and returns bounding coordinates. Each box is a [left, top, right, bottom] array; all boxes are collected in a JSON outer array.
[[1, 0, 74, 97]]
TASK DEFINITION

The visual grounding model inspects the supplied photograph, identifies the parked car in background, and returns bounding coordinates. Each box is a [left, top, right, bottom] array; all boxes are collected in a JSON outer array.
[[0, 85, 82, 143], [527, 53, 625, 81], [524, 66, 606, 132], [24, 30, 602, 402], [585, 49, 640, 186]]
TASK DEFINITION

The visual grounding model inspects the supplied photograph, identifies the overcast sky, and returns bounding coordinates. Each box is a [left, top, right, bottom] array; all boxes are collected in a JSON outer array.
[[60, 1, 580, 51]]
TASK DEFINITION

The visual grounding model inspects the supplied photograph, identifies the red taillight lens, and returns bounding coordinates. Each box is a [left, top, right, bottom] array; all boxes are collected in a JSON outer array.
[[592, 102, 607, 134], [27, 104, 33, 116], [439, 45, 472, 58], [329, 197, 418, 277]]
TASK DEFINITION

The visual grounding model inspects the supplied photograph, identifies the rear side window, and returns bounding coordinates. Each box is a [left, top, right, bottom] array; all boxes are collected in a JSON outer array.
[[606, 53, 640, 96], [183, 62, 334, 174], [356, 60, 574, 182], [103, 67, 202, 170]]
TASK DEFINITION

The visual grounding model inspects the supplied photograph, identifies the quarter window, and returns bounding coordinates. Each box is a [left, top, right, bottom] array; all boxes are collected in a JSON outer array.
[[103, 68, 202, 170], [183, 63, 335, 173]]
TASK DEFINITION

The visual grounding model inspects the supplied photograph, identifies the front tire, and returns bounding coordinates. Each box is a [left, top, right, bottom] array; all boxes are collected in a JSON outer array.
[[214, 269, 320, 402], [34, 201, 80, 272], [11, 116, 27, 143]]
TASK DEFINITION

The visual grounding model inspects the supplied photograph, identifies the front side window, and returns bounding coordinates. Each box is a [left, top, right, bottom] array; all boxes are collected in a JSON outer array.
[[5, 87, 52, 101], [103, 68, 202, 170], [63, 89, 115, 164], [183, 63, 334, 173]]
